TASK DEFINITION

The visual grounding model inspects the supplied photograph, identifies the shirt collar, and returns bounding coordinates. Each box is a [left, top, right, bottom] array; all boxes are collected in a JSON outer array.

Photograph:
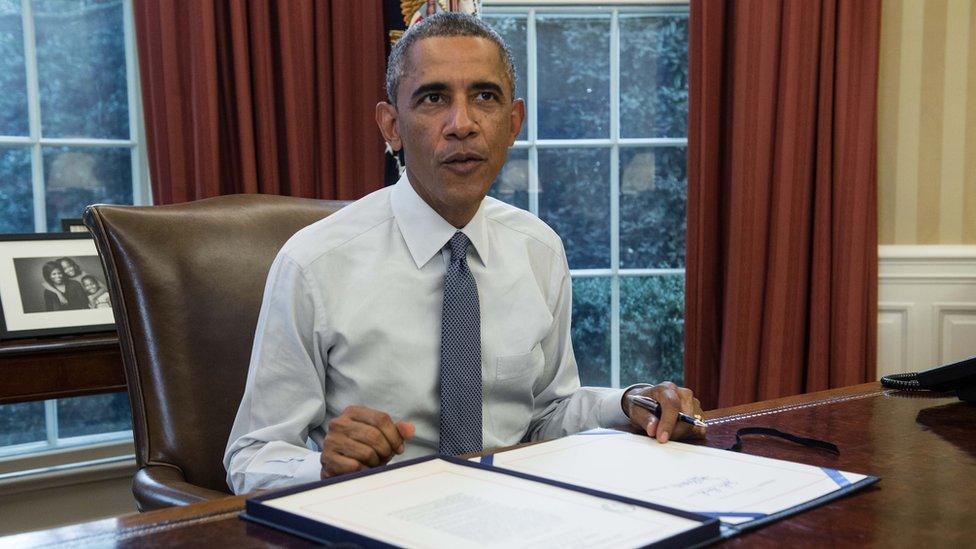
[[391, 172, 490, 269]]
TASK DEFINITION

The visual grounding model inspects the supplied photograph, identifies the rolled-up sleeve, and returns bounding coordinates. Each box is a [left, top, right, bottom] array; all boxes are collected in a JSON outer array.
[[223, 252, 328, 494]]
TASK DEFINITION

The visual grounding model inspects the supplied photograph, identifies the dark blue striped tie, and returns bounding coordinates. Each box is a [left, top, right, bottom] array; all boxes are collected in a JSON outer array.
[[438, 232, 483, 455]]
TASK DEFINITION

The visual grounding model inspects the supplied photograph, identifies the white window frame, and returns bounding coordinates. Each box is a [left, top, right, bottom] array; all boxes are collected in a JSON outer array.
[[482, 2, 689, 388], [0, 0, 152, 229], [0, 0, 148, 459]]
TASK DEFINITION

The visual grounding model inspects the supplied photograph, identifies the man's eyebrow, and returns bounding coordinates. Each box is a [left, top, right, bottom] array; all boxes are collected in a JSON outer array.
[[409, 82, 449, 102], [471, 81, 505, 97]]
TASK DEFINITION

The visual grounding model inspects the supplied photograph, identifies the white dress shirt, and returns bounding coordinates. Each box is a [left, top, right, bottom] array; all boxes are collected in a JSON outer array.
[[224, 174, 628, 494]]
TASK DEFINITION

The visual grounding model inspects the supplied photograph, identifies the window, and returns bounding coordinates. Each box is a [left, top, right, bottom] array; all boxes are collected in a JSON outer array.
[[482, 4, 688, 388], [0, 0, 147, 457]]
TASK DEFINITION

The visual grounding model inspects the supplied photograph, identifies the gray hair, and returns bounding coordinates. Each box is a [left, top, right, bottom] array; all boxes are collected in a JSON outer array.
[[385, 12, 517, 106]]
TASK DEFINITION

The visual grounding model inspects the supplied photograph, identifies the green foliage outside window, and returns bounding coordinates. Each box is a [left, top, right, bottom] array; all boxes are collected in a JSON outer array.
[[619, 275, 684, 386]]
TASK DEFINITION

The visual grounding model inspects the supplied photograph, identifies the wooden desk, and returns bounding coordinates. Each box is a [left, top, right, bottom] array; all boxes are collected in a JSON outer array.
[[4, 383, 973, 547]]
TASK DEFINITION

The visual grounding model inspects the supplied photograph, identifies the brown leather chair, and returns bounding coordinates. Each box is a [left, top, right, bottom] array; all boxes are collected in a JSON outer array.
[[84, 194, 347, 511]]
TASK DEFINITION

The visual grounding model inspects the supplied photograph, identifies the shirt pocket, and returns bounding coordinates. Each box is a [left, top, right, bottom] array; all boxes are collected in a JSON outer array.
[[489, 344, 546, 444], [495, 344, 545, 382]]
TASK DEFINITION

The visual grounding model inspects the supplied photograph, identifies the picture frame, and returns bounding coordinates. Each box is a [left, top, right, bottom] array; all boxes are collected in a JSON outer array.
[[0, 233, 116, 340], [60, 218, 90, 234]]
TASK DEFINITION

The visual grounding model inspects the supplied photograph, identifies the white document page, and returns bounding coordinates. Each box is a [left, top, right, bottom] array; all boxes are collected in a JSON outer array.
[[262, 458, 707, 548], [484, 431, 868, 525]]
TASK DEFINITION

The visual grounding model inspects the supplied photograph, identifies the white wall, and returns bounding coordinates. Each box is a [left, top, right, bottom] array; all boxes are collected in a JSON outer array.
[[878, 245, 976, 377]]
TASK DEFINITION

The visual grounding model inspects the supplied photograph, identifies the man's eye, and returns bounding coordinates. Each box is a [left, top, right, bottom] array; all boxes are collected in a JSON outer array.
[[422, 93, 443, 104], [477, 91, 497, 101]]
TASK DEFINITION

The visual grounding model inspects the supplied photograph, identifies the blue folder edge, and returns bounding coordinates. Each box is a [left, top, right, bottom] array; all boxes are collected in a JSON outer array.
[[240, 454, 723, 549], [716, 473, 881, 537]]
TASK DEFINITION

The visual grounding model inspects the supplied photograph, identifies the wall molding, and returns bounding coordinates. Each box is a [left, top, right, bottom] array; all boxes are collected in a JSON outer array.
[[933, 302, 976, 366], [880, 244, 976, 260], [878, 246, 976, 378], [877, 303, 913, 376]]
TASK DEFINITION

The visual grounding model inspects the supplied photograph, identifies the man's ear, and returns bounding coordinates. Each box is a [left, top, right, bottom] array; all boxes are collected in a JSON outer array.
[[376, 102, 401, 151], [508, 99, 526, 144]]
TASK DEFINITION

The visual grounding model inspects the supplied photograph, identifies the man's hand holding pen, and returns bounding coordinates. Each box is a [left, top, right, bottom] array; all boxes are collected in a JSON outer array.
[[622, 382, 707, 443]]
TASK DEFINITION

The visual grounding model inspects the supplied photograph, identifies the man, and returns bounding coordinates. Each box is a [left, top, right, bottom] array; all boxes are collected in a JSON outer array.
[[224, 13, 704, 495]]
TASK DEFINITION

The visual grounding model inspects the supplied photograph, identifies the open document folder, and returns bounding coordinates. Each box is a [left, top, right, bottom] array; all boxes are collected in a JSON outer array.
[[243, 455, 721, 548], [479, 429, 879, 536]]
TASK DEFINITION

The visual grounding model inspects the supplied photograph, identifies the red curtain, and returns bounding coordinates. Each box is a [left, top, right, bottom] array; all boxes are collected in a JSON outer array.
[[133, 1, 387, 204], [685, 0, 880, 409]]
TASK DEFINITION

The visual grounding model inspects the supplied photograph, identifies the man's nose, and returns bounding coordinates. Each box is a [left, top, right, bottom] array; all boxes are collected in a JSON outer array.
[[445, 101, 477, 139]]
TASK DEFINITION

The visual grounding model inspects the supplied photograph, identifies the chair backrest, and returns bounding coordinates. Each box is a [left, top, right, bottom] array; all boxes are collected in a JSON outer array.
[[84, 194, 346, 494]]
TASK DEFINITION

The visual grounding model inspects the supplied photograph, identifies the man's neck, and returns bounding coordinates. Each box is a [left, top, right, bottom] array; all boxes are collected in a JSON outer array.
[[405, 173, 479, 229], [441, 208, 477, 229]]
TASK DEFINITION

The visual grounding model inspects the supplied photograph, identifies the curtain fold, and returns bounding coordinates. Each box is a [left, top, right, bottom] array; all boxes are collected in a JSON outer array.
[[133, 1, 386, 204], [686, 0, 880, 409]]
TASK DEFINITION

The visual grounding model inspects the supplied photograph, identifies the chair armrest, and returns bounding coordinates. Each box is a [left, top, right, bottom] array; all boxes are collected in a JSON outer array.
[[133, 465, 230, 511]]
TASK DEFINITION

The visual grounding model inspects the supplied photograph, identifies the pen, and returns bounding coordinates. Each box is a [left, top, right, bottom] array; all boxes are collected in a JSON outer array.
[[627, 394, 708, 428]]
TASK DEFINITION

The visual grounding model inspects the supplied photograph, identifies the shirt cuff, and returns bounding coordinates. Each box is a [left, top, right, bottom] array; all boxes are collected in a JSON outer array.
[[598, 388, 630, 426], [619, 382, 655, 419], [291, 451, 324, 484]]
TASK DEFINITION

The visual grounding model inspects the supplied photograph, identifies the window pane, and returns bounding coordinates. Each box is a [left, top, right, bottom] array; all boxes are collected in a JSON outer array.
[[57, 392, 131, 438], [34, 0, 129, 138], [0, 401, 46, 446], [0, 147, 34, 233], [572, 276, 610, 387], [0, 0, 28, 136], [620, 14, 689, 138], [488, 148, 528, 210], [620, 275, 684, 387], [537, 15, 610, 139], [483, 14, 527, 141], [538, 148, 610, 269], [43, 146, 132, 232], [619, 147, 687, 269]]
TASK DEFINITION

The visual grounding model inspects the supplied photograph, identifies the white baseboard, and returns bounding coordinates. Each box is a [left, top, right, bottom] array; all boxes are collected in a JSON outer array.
[[878, 245, 976, 378]]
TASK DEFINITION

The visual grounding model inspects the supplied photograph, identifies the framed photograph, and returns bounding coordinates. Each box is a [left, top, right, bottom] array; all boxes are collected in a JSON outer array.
[[0, 233, 116, 340], [60, 218, 90, 234]]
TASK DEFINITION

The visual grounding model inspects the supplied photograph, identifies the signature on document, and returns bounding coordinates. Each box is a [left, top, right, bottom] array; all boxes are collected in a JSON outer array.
[[644, 476, 741, 498]]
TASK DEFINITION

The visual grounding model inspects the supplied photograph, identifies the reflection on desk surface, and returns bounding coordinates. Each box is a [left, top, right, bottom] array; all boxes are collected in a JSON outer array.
[[915, 402, 976, 459]]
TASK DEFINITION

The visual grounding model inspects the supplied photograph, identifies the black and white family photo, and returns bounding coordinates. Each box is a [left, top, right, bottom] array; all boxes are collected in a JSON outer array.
[[13, 256, 112, 313], [0, 235, 116, 340]]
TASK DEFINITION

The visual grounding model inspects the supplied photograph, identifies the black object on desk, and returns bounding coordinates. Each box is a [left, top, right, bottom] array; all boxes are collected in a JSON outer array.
[[881, 356, 976, 403]]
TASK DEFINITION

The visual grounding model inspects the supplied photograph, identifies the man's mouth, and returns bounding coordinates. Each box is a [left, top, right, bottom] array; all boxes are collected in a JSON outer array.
[[441, 153, 486, 174]]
